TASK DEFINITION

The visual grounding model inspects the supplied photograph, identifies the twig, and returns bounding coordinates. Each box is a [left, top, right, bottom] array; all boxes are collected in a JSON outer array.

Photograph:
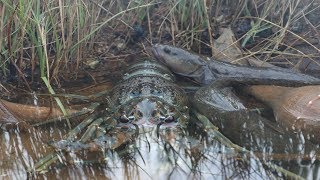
[[203, 0, 214, 58], [32, 102, 100, 127]]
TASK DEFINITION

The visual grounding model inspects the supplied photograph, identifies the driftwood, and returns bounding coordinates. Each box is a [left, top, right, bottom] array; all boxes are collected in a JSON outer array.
[[0, 99, 77, 123], [245, 85, 320, 144]]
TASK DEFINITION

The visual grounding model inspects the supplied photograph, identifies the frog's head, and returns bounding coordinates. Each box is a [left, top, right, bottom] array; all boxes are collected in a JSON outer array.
[[152, 44, 206, 77], [115, 98, 187, 128]]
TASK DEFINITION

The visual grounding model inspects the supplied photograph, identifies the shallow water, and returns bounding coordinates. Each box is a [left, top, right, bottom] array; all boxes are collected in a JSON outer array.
[[0, 77, 320, 179], [1, 122, 288, 180]]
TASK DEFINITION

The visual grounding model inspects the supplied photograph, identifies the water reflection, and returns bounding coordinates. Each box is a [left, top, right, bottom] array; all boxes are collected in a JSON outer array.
[[0, 121, 302, 180], [0, 90, 319, 179]]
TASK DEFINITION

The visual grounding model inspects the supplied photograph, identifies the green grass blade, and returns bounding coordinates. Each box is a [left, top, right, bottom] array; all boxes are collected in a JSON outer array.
[[41, 76, 71, 128]]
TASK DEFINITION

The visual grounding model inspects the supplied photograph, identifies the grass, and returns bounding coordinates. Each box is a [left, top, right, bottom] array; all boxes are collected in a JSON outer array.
[[0, 0, 101, 83], [0, 0, 157, 121], [1, 0, 104, 121], [0, 0, 319, 88], [0, 0, 318, 177], [233, 0, 320, 68]]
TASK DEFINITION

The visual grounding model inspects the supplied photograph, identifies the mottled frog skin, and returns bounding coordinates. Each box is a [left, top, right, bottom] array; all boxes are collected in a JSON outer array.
[[49, 60, 191, 152], [36, 55, 319, 177], [107, 60, 189, 128]]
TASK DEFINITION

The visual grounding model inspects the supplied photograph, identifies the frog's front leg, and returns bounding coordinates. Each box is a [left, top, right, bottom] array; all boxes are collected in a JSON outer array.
[[31, 113, 101, 173], [32, 116, 129, 173]]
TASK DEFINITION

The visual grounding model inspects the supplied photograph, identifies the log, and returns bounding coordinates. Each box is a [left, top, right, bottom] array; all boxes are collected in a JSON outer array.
[[0, 99, 77, 123]]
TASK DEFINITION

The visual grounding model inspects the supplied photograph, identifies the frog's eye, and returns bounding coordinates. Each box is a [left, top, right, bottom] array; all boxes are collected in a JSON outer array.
[[129, 108, 143, 118], [159, 116, 165, 121], [159, 115, 175, 123], [128, 116, 135, 121], [164, 116, 175, 123], [119, 114, 130, 123], [119, 114, 135, 123]]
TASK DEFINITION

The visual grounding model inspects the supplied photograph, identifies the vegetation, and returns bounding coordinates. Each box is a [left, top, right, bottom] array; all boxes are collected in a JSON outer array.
[[0, 1, 318, 178], [1, 1, 93, 83], [0, 0, 319, 88]]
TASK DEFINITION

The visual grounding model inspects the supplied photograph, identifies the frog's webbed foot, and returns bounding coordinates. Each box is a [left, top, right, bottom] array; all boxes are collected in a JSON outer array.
[[32, 115, 140, 174], [48, 140, 99, 152], [56, 117, 106, 152], [30, 113, 101, 173], [74, 118, 138, 151]]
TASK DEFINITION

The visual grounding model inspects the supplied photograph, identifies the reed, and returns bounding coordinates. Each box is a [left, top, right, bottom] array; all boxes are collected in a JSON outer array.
[[233, 0, 320, 67], [0, 0, 319, 85], [156, 0, 209, 49], [0, 0, 102, 83], [0, 0, 157, 121]]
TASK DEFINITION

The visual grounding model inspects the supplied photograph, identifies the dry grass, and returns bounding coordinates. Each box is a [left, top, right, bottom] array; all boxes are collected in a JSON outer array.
[[0, 0, 319, 88], [0, 0, 102, 83]]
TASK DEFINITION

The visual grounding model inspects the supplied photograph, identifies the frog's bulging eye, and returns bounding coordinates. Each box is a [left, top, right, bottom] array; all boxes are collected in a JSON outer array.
[[159, 115, 175, 123], [129, 108, 143, 118], [119, 114, 130, 123], [128, 116, 135, 121], [159, 116, 165, 121], [164, 116, 175, 123], [119, 114, 135, 123]]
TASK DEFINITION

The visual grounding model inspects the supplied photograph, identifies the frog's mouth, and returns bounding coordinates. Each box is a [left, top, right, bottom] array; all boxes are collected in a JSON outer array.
[[117, 98, 178, 126]]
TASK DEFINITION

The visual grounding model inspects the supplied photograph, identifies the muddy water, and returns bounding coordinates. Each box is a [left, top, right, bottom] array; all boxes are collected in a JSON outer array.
[[0, 125, 68, 179], [0, 122, 282, 180], [0, 82, 319, 179]]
